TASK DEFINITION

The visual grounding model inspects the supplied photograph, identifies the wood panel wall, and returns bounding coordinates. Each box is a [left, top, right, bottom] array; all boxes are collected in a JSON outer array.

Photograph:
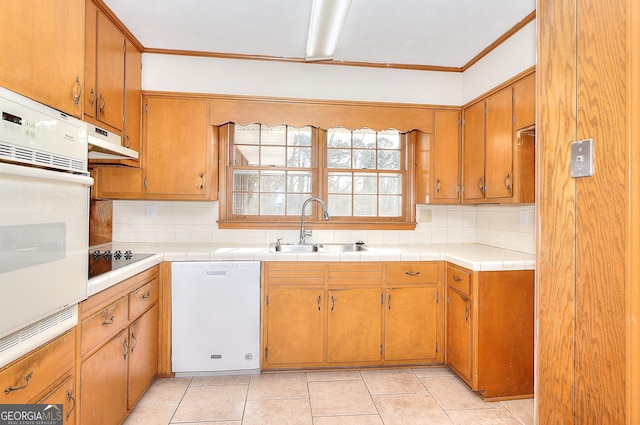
[[537, 0, 630, 423]]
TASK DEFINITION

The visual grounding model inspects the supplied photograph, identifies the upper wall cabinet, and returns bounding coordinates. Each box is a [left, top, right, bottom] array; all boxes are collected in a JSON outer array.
[[462, 73, 535, 204], [415, 110, 461, 204], [0, 0, 84, 117]]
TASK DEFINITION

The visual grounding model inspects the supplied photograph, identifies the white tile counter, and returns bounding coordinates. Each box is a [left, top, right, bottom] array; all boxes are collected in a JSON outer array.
[[88, 242, 535, 296]]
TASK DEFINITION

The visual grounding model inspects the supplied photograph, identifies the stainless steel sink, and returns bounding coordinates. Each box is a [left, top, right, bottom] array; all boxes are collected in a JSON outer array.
[[270, 242, 370, 253]]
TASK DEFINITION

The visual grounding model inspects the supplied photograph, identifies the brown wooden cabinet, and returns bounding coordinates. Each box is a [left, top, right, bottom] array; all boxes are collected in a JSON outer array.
[[0, 0, 84, 117], [415, 110, 461, 204], [143, 95, 216, 199], [85, 0, 125, 131], [384, 261, 443, 362], [79, 266, 159, 423], [262, 261, 443, 370], [0, 330, 76, 424], [445, 263, 534, 399], [123, 39, 142, 154], [462, 73, 535, 204]]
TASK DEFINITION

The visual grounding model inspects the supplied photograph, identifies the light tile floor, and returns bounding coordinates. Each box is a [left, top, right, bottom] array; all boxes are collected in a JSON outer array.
[[124, 366, 534, 425]]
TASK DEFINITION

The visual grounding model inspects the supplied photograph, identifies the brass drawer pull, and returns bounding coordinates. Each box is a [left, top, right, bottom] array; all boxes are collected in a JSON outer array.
[[141, 291, 151, 299], [4, 372, 33, 394], [405, 271, 421, 276], [453, 275, 462, 282], [101, 316, 115, 325]]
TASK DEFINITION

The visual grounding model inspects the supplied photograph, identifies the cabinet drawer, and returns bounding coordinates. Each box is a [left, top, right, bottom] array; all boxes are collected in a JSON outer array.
[[447, 264, 471, 295], [386, 262, 441, 284], [0, 330, 74, 404], [129, 279, 158, 320], [266, 262, 325, 286], [328, 262, 382, 286], [81, 296, 129, 356]]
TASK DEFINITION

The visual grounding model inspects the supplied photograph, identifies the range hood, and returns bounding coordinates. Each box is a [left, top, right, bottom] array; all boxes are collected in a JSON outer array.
[[86, 123, 138, 160]]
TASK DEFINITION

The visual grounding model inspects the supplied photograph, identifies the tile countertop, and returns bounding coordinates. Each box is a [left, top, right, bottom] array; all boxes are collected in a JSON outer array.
[[87, 242, 535, 297]]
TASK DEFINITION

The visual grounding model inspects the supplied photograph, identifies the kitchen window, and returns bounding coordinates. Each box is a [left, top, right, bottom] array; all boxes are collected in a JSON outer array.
[[218, 123, 413, 229]]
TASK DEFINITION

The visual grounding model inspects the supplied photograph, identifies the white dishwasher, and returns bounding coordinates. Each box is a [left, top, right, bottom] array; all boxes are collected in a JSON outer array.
[[171, 261, 261, 376]]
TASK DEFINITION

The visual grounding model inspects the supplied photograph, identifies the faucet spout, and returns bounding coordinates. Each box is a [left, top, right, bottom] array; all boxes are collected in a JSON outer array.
[[300, 197, 330, 244]]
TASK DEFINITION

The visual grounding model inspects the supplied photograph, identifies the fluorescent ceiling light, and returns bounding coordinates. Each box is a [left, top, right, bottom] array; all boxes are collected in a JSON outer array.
[[305, 0, 352, 61]]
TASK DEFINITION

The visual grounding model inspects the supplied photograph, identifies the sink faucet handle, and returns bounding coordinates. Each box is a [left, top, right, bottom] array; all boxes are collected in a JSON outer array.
[[275, 237, 283, 246]]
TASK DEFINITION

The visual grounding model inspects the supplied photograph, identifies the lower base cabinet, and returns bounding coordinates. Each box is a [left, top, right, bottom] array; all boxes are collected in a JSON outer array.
[[79, 266, 160, 424], [446, 264, 534, 399], [262, 261, 444, 369]]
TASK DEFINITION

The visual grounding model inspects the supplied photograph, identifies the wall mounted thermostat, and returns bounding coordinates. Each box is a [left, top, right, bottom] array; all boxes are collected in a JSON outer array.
[[570, 138, 594, 178]]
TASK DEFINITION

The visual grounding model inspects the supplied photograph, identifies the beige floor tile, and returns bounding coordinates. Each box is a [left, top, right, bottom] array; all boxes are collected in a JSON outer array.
[[138, 377, 191, 404], [190, 374, 252, 386], [412, 366, 455, 378], [446, 408, 523, 425], [242, 399, 313, 425], [501, 398, 534, 425], [306, 369, 363, 382], [247, 372, 309, 400], [373, 393, 452, 425], [171, 384, 247, 422], [308, 379, 378, 416], [361, 368, 427, 395], [421, 376, 492, 410], [313, 415, 384, 425], [122, 403, 177, 425]]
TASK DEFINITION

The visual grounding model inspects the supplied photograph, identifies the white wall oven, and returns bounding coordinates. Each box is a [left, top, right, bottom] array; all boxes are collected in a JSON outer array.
[[0, 86, 93, 366]]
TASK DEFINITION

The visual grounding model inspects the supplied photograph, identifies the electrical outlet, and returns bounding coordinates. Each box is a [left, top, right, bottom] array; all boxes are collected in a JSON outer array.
[[146, 204, 157, 221], [419, 210, 432, 223]]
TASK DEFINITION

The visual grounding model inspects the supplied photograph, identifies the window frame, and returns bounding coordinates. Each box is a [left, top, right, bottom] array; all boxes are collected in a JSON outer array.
[[217, 123, 417, 230]]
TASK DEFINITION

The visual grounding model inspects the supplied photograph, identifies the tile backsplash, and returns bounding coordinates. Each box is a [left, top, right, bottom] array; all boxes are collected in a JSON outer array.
[[112, 201, 536, 254]]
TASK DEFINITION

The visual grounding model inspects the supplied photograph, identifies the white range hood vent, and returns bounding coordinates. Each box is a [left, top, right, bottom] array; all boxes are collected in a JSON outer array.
[[87, 123, 138, 160]]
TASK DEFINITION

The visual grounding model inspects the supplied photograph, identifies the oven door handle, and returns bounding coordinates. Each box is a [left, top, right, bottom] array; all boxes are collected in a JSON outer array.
[[0, 162, 94, 187]]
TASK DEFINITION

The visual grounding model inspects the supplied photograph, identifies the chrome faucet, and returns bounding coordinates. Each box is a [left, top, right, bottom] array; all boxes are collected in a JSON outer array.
[[300, 197, 331, 244]]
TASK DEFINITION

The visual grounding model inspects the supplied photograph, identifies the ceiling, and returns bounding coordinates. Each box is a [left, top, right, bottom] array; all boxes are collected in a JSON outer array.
[[103, 0, 536, 69]]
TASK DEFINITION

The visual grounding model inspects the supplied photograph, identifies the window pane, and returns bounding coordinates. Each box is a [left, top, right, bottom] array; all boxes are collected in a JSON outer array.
[[261, 124, 287, 145], [289, 126, 312, 146], [354, 194, 376, 216], [328, 194, 352, 215], [353, 149, 375, 169], [327, 149, 352, 168], [377, 150, 400, 170], [287, 147, 312, 167], [233, 192, 259, 215], [379, 174, 402, 194], [379, 195, 402, 217], [260, 171, 286, 192], [287, 172, 312, 193], [287, 194, 310, 215], [378, 130, 401, 149], [328, 172, 352, 193], [260, 193, 285, 215], [261, 146, 286, 167], [327, 128, 352, 148], [353, 129, 376, 148], [354, 174, 377, 194], [233, 170, 259, 191], [234, 145, 259, 166], [234, 123, 260, 144]]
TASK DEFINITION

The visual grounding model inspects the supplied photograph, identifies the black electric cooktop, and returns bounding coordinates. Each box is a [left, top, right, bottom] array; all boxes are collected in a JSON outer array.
[[88, 250, 154, 279]]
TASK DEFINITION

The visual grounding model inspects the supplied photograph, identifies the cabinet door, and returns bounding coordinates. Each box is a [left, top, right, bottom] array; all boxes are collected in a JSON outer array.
[[124, 39, 142, 154], [484, 87, 513, 200], [91, 166, 143, 200], [0, 0, 84, 117], [462, 101, 485, 201], [513, 73, 535, 130], [37, 376, 76, 425], [80, 330, 128, 425], [95, 11, 125, 130], [384, 287, 438, 361], [433, 110, 461, 203], [327, 288, 382, 364], [84, 0, 98, 120], [446, 289, 472, 384], [128, 304, 159, 409], [143, 97, 212, 198], [264, 288, 325, 366]]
